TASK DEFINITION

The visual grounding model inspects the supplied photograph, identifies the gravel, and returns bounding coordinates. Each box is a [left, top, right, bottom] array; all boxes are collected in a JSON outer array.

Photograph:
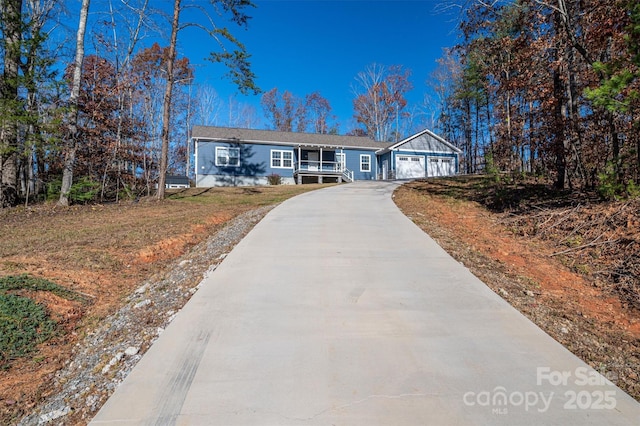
[[19, 206, 274, 425]]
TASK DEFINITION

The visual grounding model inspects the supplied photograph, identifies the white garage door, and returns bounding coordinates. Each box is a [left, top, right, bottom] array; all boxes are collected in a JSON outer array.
[[427, 157, 456, 177], [396, 155, 425, 179]]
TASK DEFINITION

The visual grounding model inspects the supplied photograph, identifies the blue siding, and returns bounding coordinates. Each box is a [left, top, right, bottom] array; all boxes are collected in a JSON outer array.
[[377, 152, 392, 177], [343, 148, 377, 180], [196, 139, 380, 184], [197, 141, 295, 179]]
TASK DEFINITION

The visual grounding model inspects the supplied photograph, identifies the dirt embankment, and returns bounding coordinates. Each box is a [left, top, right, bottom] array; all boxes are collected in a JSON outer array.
[[394, 177, 640, 402]]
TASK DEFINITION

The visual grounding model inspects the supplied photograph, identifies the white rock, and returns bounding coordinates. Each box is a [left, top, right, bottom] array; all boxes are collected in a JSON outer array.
[[134, 283, 149, 294], [101, 353, 123, 374], [124, 346, 139, 356], [39, 406, 71, 424], [134, 299, 151, 309]]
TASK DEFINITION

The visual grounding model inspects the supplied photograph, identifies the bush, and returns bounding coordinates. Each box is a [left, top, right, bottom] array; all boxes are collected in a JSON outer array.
[[266, 173, 283, 185], [47, 177, 100, 204], [0, 275, 90, 368], [0, 294, 56, 368]]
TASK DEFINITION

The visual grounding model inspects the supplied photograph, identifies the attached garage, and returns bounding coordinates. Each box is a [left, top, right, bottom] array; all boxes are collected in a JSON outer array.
[[377, 129, 461, 180], [396, 155, 425, 179]]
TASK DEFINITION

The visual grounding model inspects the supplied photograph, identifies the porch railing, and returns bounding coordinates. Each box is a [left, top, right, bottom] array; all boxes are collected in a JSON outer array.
[[294, 160, 344, 173], [342, 169, 354, 182]]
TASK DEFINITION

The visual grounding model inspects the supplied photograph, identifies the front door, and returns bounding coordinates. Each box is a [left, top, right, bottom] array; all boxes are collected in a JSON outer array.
[[308, 151, 319, 171], [336, 153, 346, 171]]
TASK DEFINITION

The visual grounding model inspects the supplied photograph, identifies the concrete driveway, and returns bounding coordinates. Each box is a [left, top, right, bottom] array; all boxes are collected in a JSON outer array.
[[91, 181, 640, 425]]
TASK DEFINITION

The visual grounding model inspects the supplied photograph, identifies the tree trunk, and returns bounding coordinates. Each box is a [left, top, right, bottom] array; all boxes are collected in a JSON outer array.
[[157, 0, 181, 200], [58, 0, 90, 206], [553, 68, 567, 190], [0, 0, 23, 208]]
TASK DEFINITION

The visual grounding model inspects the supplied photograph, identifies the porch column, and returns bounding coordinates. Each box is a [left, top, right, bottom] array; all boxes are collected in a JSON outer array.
[[298, 146, 301, 171], [320, 147, 323, 172]]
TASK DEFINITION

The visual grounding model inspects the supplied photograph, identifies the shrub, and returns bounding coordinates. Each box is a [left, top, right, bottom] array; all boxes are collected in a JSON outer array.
[[0, 294, 56, 368], [597, 163, 624, 200], [0, 275, 91, 368], [266, 173, 283, 185], [47, 177, 100, 204]]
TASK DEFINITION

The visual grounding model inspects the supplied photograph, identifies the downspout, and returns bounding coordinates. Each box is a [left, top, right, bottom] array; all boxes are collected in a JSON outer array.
[[193, 138, 199, 186]]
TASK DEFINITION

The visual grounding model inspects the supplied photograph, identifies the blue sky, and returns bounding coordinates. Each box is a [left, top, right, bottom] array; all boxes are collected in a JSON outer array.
[[181, 0, 462, 133]]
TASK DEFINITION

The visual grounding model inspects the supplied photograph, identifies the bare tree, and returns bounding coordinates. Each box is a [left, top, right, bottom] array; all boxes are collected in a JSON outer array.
[[156, 0, 180, 200], [57, 0, 90, 206], [156, 0, 259, 199], [22, 0, 60, 205], [99, 0, 151, 201], [352, 63, 412, 142], [194, 84, 223, 126], [227, 96, 258, 128]]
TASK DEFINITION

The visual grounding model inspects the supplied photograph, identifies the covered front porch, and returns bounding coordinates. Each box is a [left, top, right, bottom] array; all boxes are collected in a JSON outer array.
[[293, 146, 354, 184]]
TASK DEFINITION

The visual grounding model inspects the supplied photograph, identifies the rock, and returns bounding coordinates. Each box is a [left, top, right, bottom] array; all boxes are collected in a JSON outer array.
[[498, 288, 509, 297], [124, 347, 139, 357], [39, 406, 71, 423], [133, 299, 151, 309], [134, 283, 149, 294], [101, 353, 123, 374]]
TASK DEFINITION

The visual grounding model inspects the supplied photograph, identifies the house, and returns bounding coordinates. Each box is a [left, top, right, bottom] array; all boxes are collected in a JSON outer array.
[[191, 126, 460, 186], [165, 175, 190, 189]]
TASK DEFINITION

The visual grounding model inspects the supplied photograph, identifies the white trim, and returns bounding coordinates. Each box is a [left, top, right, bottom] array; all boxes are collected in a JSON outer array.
[[194, 138, 199, 178], [270, 149, 293, 169], [360, 154, 371, 172], [377, 128, 461, 154], [215, 146, 240, 167], [336, 152, 346, 171], [195, 137, 382, 152], [392, 148, 457, 155]]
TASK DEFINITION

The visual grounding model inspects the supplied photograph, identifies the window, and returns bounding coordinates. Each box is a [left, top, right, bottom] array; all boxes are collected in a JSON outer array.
[[271, 150, 293, 168], [216, 147, 240, 167], [360, 154, 371, 172]]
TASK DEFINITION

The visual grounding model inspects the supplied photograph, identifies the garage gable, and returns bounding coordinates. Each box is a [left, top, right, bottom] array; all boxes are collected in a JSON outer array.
[[385, 129, 461, 154], [376, 129, 461, 179]]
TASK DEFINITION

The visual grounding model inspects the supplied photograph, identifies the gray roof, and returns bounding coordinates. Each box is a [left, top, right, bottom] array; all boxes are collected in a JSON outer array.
[[192, 126, 392, 150]]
